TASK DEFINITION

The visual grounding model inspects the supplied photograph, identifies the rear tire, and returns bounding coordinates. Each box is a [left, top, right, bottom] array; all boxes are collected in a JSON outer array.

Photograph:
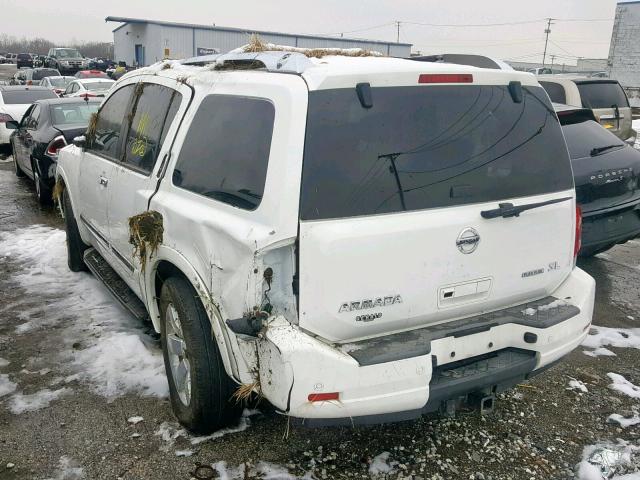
[[33, 161, 52, 205], [62, 189, 89, 272], [159, 276, 241, 434]]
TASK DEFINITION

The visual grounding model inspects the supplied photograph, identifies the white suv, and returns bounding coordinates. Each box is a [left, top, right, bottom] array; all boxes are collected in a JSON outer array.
[[56, 51, 596, 433]]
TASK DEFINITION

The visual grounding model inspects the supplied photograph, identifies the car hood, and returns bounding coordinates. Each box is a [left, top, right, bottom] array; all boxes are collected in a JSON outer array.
[[572, 145, 640, 214]]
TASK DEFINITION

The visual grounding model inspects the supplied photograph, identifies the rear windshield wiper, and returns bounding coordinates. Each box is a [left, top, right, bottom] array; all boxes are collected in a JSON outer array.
[[481, 196, 572, 219], [590, 144, 623, 156]]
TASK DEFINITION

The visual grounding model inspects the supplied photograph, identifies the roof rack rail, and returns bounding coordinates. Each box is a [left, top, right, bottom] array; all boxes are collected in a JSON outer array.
[[181, 51, 314, 74]]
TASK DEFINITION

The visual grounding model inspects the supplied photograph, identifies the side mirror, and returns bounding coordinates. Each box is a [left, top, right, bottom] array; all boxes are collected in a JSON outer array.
[[5, 120, 18, 130], [73, 135, 86, 148]]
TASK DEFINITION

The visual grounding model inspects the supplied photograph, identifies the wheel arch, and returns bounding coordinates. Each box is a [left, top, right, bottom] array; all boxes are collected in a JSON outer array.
[[147, 249, 242, 382]]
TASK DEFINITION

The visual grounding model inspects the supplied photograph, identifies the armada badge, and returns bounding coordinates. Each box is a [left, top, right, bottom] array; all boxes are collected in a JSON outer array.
[[339, 295, 402, 313]]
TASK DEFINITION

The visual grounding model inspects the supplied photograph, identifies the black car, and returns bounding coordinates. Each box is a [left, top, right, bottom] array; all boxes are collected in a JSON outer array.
[[556, 104, 640, 256], [16, 53, 33, 69], [7, 98, 100, 204]]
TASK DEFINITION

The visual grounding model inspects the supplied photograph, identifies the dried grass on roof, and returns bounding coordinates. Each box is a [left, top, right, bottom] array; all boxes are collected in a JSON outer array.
[[243, 33, 382, 58]]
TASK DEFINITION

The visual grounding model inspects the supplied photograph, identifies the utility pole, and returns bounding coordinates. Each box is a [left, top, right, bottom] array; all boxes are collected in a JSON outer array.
[[542, 18, 554, 67], [396, 21, 401, 43]]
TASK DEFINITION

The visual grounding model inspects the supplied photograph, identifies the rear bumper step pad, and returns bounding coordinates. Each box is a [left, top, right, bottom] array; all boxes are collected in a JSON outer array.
[[344, 296, 579, 367]]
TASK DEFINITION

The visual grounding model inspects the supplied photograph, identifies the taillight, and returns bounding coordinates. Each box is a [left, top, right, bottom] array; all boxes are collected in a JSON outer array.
[[46, 135, 67, 157], [574, 205, 582, 259], [419, 73, 474, 84], [80, 93, 96, 98], [0, 113, 13, 123]]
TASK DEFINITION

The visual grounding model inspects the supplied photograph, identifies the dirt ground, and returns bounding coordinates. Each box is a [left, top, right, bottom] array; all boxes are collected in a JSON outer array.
[[0, 108, 639, 478]]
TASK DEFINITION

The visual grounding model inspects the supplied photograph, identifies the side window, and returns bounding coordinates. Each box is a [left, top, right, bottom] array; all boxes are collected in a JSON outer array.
[[21, 105, 34, 128], [539, 81, 566, 104], [122, 83, 182, 174], [87, 85, 134, 160], [72, 83, 80, 93], [173, 95, 275, 211]]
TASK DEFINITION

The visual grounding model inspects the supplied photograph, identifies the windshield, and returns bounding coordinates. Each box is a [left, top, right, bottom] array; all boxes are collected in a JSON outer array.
[[1, 90, 57, 104], [561, 120, 625, 159], [50, 103, 100, 125], [55, 49, 82, 59], [577, 81, 630, 109], [48, 77, 74, 87], [300, 85, 573, 220], [80, 80, 114, 91]]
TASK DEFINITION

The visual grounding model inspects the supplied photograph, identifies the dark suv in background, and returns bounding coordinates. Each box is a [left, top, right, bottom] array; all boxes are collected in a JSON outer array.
[[16, 53, 33, 69], [45, 48, 88, 75]]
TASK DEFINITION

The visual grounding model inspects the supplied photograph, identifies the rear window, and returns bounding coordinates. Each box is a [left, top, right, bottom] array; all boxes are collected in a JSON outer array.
[[1, 90, 57, 104], [80, 81, 113, 91], [539, 81, 567, 104], [173, 95, 275, 211], [17, 54, 30, 60], [300, 85, 573, 220], [577, 81, 629, 109], [32, 69, 60, 80], [561, 120, 625, 160], [50, 103, 100, 125]]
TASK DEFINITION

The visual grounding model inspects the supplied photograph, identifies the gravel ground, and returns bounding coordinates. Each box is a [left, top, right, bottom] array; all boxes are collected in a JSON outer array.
[[0, 140, 639, 480]]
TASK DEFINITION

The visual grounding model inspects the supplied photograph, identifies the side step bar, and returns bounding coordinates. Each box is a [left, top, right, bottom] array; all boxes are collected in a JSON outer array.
[[83, 248, 149, 322]]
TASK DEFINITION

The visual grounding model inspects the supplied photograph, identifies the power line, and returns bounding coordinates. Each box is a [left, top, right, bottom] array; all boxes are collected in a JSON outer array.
[[402, 19, 546, 28]]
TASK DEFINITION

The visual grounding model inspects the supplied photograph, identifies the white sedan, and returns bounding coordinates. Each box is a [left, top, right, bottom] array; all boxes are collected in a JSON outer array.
[[0, 86, 57, 146], [61, 78, 115, 98]]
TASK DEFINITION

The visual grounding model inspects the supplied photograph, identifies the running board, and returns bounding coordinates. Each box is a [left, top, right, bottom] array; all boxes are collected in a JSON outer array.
[[83, 248, 149, 322]]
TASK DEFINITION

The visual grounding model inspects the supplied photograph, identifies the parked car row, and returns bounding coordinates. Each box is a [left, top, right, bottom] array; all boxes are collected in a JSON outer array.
[[4, 50, 639, 435]]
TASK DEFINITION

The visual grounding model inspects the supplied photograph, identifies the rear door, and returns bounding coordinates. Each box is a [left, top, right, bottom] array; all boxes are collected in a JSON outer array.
[[106, 78, 189, 296], [576, 81, 633, 141], [298, 82, 576, 343]]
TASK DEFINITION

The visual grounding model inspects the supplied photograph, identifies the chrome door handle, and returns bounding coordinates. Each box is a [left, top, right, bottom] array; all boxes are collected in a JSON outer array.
[[99, 176, 108, 186]]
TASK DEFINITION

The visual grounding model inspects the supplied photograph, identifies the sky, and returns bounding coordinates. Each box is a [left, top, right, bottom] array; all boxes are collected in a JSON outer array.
[[0, 0, 626, 65]]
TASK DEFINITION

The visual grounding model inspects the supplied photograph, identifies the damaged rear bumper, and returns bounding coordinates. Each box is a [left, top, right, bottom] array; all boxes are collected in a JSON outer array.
[[257, 268, 595, 426]]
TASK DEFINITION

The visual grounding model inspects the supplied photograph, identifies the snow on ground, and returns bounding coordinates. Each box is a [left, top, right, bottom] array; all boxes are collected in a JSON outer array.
[[0, 357, 9, 367], [568, 378, 589, 393], [369, 452, 397, 476], [9, 387, 72, 414], [44, 455, 84, 480], [582, 326, 640, 356], [0, 226, 168, 399], [0, 374, 17, 397], [577, 440, 640, 480], [608, 412, 640, 429], [154, 409, 259, 452], [127, 415, 144, 424], [608, 373, 640, 400]]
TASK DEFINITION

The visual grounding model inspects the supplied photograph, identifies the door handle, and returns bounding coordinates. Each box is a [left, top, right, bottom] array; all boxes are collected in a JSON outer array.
[[99, 176, 108, 187]]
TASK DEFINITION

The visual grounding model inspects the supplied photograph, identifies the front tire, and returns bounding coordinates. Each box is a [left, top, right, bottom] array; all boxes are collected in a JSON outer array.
[[159, 276, 241, 434], [12, 142, 25, 177], [62, 189, 89, 272]]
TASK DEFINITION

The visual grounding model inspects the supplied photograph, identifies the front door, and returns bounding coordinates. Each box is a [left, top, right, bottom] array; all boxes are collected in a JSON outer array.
[[77, 84, 135, 254], [106, 78, 190, 297], [135, 44, 145, 67]]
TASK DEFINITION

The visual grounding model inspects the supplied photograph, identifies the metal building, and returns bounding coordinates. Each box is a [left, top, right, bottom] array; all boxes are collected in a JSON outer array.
[[608, 1, 640, 105], [106, 16, 412, 66]]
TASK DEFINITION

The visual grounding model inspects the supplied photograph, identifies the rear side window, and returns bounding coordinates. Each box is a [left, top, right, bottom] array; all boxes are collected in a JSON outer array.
[[0, 90, 57, 104], [539, 81, 567, 104], [300, 85, 573, 220], [173, 95, 275, 211], [577, 81, 629, 109], [122, 84, 182, 174], [87, 85, 134, 160], [562, 120, 625, 160]]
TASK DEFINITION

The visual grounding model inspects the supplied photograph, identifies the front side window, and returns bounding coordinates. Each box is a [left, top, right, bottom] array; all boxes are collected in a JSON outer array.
[[87, 85, 134, 160], [173, 95, 275, 211], [26, 104, 41, 129], [121, 84, 182, 174]]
